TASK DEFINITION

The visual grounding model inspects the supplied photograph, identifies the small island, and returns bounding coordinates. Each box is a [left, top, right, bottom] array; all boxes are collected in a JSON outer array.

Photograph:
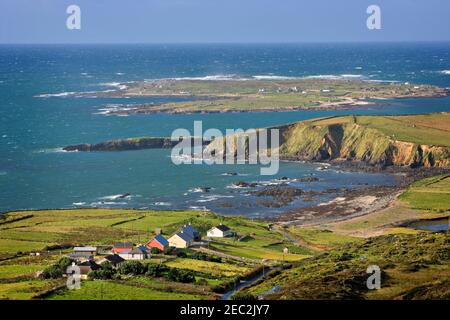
[[59, 77, 448, 115]]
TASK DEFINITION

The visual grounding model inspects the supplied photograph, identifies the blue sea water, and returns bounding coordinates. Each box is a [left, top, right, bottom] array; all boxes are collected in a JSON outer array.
[[0, 43, 449, 217]]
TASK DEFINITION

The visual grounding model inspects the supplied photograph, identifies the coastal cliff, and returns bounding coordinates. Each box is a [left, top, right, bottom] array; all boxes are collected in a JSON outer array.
[[205, 113, 450, 168], [279, 120, 450, 167]]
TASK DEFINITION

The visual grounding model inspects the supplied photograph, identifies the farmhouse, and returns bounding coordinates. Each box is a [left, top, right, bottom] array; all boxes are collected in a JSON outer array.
[[97, 254, 125, 268], [77, 260, 101, 279], [112, 242, 134, 254], [146, 234, 169, 252], [168, 231, 193, 249], [73, 246, 97, 255], [180, 223, 201, 241], [118, 247, 150, 260], [207, 224, 234, 238]]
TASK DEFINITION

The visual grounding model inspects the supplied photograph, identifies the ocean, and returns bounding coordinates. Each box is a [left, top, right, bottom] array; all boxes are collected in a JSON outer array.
[[1, 43, 449, 217]]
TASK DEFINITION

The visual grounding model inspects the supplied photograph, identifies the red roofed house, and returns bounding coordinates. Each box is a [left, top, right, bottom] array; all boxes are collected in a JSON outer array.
[[112, 242, 134, 254], [146, 234, 169, 252]]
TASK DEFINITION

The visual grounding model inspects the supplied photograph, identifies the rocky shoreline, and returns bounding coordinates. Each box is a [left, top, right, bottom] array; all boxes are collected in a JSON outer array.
[[269, 166, 450, 226]]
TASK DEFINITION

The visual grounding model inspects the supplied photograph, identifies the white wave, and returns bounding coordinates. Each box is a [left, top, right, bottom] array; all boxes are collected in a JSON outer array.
[[99, 194, 131, 201], [90, 201, 128, 206], [188, 206, 209, 211], [72, 202, 86, 206], [153, 202, 171, 206], [100, 82, 128, 90], [35, 147, 72, 154], [197, 194, 234, 203], [440, 70, 450, 75], [354, 67, 363, 70], [35, 91, 77, 98], [170, 74, 243, 81], [0, 171, 7, 176], [188, 187, 215, 193], [252, 75, 299, 80], [116, 72, 125, 76]]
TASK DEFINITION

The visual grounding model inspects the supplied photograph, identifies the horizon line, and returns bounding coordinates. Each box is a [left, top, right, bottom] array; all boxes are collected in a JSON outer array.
[[1, 40, 450, 46]]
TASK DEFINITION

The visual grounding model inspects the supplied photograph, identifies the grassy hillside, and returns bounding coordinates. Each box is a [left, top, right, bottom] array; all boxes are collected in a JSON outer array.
[[279, 113, 450, 167], [244, 232, 450, 300]]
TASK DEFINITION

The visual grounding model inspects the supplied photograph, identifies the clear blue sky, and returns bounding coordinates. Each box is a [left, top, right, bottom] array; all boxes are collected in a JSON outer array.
[[1, 0, 450, 43]]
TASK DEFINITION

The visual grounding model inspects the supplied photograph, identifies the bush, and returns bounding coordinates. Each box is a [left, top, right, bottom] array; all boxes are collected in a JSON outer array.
[[176, 250, 187, 258], [191, 252, 222, 263], [42, 257, 73, 279], [150, 247, 161, 254], [166, 269, 196, 283], [146, 264, 169, 277], [90, 262, 116, 279], [231, 292, 258, 301], [118, 261, 146, 275]]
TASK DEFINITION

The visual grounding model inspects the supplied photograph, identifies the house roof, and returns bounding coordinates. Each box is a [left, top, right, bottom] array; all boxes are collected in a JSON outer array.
[[103, 254, 125, 264], [153, 234, 169, 246], [73, 246, 97, 252], [78, 260, 101, 270], [174, 231, 193, 243], [180, 224, 198, 237], [215, 224, 230, 232], [113, 242, 134, 248], [128, 247, 147, 255]]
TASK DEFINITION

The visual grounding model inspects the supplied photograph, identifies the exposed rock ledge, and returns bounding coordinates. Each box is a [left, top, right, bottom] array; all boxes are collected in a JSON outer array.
[[64, 137, 210, 152]]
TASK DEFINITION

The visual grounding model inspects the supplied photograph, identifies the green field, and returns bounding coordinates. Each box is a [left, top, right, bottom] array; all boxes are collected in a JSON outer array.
[[309, 113, 450, 147], [399, 174, 450, 212], [47, 280, 207, 300], [166, 258, 251, 277], [0, 208, 313, 299]]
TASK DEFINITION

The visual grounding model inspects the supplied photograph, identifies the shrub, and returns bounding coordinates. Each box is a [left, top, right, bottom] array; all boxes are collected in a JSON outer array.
[[176, 250, 187, 258], [146, 264, 169, 277], [42, 257, 73, 279], [118, 261, 146, 275], [90, 262, 116, 279], [166, 269, 196, 283], [150, 247, 161, 254], [231, 292, 258, 301]]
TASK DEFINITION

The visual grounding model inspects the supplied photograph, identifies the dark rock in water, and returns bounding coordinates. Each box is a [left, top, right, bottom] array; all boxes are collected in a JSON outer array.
[[224, 172, 238, 176], [117, 193, 131, 199], [199, 187, 211, 193], [280, 176, 289, 180], [249, 186, 304, 207], [234, 181, 258, 188], [251, 186, 303, 198], [63, 136, 209, 152], [293, 177, 320, 183]]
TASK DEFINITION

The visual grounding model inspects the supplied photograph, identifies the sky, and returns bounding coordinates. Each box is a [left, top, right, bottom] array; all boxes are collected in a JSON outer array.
[[1, 0, 450, 43]]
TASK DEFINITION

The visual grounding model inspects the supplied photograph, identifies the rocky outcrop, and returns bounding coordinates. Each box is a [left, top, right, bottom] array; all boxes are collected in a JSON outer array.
[[64, 137, 208, 152]]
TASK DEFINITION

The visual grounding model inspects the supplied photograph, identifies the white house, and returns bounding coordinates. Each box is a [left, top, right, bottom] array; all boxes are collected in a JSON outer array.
[[168, 231, 193, 248], [118, 247, 150, 260], [207, 224, 234, 238]]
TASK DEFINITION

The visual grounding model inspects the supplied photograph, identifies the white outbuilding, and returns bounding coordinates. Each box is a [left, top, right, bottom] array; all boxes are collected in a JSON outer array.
[[207, 224, 234, 238]]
